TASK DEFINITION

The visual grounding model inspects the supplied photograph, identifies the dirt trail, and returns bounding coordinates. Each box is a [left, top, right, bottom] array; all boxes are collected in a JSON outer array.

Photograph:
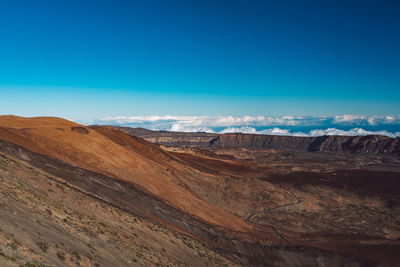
[[247, 191, 302, 220], [247, 191, 302, 244]]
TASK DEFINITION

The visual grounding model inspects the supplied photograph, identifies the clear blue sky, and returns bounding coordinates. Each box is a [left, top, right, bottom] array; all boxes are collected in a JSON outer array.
[[0, 0, 399, 120]]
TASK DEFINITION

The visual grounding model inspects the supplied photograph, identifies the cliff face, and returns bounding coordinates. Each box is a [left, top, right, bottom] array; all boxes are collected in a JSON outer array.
[[308, 135, 400, 154], [119, 127, 400, 155], [211, 134, 313, 150], [213, 134, 400, 154]]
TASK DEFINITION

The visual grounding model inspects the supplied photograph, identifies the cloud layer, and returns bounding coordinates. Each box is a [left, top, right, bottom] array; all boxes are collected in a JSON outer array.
[[220, 126, 400, 138], [93, 115, 400, 137]]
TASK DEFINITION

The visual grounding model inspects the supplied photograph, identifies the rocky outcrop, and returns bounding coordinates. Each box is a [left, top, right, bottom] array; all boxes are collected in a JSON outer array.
[[214, 134, 400, 154], [309, 135, 400, 154], [211, 134, 313, 150]]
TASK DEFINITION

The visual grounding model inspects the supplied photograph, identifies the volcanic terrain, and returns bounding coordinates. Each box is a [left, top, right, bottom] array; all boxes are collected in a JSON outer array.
[[1, 116, 399, 267]]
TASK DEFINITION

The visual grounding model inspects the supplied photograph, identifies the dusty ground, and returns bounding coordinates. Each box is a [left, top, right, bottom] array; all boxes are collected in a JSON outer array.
[[0, 153, 235, 267]]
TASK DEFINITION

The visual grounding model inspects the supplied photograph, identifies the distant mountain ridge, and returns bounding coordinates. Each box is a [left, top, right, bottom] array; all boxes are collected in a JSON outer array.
[[116, 127, 400, 154]]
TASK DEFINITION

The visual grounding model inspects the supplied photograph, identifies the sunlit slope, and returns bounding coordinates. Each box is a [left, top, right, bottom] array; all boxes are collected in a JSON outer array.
[[0, 115, 251, 232]]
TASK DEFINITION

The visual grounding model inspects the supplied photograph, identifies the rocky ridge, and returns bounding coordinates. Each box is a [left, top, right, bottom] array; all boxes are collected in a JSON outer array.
[[117, 127, 400, 154]]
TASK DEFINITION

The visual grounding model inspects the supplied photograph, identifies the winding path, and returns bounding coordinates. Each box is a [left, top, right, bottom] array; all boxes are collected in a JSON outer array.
[[247, 191, 302, 220], [247, 191, 302, 244]]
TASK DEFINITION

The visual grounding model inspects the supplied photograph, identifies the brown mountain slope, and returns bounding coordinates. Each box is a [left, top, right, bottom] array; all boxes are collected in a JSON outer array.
[[0, 115, 250, 233], [0, 135, 385, 267], [0, 150, 236, 267]]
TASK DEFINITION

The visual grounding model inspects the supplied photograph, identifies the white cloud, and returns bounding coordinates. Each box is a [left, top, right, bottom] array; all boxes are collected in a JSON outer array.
[[221, 127, 301, 136], [98, 115, 400, 128], [92, 115, 400, 137], [309, 128, 400, 138], [169, 123, 214, 133], [333, 114, 400, 125], [333, 115, 365, 123], [218, 127, 400, 137], [97, 115, 324, 128], [220, 126, 258, 134]]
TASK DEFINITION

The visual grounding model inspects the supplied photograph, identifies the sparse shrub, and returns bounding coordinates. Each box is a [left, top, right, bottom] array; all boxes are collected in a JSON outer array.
[[52, 202, 63, 210], [56, 184, 64, 191], [72, 250, 81, 261], [45, 209, 52, 215], [183, 240, 194, 249], [36, 241, 49, 253], [9, 241, 18, 250], [87, 243, 96, 251], [13, 238, 22, 246], [56, 251, 66, 260]]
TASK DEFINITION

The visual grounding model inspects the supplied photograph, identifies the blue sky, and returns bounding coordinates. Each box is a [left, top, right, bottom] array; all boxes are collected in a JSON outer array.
[[1, 0, 399, 121]]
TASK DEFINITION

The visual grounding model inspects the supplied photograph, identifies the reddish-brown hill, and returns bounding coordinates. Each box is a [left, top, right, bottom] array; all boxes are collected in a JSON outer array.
[[0, 115, 251, 233]]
